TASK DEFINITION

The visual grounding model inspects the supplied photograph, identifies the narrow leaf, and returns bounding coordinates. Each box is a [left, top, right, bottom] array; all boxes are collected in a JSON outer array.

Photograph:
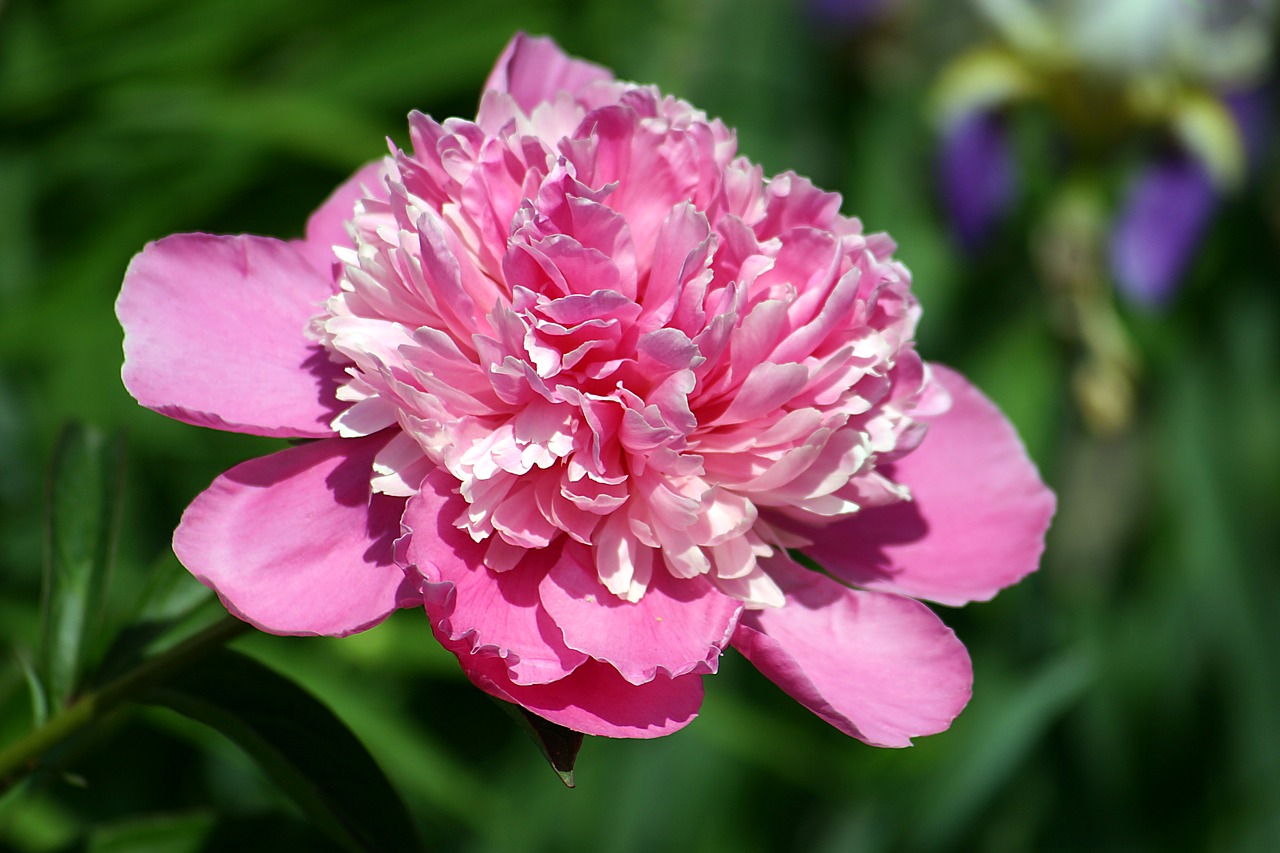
[[908, 651, 1094, 849], [86, 811, 215, 853], [141, 649, 420, 853], [493, 699, 584, 788], [91, 553, 217, 686], [17, 652, 49, 727], [39, 423, 126, 710]]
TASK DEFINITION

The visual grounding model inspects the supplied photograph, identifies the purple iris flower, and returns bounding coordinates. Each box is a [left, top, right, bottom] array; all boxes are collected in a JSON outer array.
[[1224, 86, 1270, 171], [808, 0, 898, 33], [1108, 154, 1217, 309], [937, 109, 1018, 252], [1108, 87, 1266, 309]]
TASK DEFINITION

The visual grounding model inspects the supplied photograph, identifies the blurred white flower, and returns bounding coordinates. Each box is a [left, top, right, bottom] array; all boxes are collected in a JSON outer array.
[[974, 0, 1275, 85]]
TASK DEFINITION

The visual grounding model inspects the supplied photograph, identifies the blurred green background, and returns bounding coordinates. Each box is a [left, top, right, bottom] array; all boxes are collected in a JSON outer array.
[[2, 0, 1278, 850]]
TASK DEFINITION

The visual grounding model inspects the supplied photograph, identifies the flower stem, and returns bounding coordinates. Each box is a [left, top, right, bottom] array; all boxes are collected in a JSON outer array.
[[0, 615, 252, 794]]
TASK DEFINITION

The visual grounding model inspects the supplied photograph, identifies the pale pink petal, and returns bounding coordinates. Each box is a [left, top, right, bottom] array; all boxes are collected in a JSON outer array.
[[118, 234, 345, 438], [723, 300, 790, 383], [174, 435, 414, 636], [402, 470, 588, 685], [483, 33, 614, 113], [798, 364, 1055, 605], [370, 432, 433, 497], [437, 630, 704, 738], [732, 557, 971, 746], [300, 160, 389, 271], [716, 362, 811, 426], [752, 172, 843, 238], [539, 547, 742, 685], [585, 510, 650, 598], [712, 563, 786, 608], [590, 113, 708, 263], [333, 396, 398, 438], [639, 202, 713, 330]]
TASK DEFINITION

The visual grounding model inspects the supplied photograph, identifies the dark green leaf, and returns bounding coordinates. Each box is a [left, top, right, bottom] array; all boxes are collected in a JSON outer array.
[[86, 811, 215, 853], [38, 423, 126, 710], [493, 698, 583, 788], [141, 649, 420, 853], [91, 554, 218, 686]]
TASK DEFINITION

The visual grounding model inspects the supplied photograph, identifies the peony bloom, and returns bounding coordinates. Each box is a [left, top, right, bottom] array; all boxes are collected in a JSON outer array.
[[118, 34, 1053, 744]]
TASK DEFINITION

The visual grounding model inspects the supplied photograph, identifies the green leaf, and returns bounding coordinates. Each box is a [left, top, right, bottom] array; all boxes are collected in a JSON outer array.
[[141, 649, 420, 853], [493, 699, 584, 788], [906, 651, 1094, 850], [91, 553, 218, 686], [0, 787, 83, 851], [38, 423, 126, 710], [17, 652, 48, 728], [86, 811, 215, 853]]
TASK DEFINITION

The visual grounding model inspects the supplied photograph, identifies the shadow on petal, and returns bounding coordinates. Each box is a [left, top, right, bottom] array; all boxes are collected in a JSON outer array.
[[302, 345, 350, 433]]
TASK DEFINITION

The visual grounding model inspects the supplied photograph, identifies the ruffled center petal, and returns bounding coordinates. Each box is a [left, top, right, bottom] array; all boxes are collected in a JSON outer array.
[[313, 68, 943, 615]]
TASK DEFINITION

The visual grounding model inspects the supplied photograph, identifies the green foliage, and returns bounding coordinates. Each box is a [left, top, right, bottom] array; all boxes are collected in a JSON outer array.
[[142, 650, 421, 853], [84, 812, 215, 853], [38, 425, 126, 714]]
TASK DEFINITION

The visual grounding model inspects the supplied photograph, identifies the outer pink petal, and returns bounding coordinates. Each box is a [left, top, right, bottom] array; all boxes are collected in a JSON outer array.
[[800, 364, 1055, 605], [300, 160, 389, 272], [539, 548, 742, 685], [118, 233, 346, 438], [436, 630, 704, 739], [482, 33, 614, 112], [732, 557, 972, 747], [401, 470, 588, 686], [174, 435, 415, 636]]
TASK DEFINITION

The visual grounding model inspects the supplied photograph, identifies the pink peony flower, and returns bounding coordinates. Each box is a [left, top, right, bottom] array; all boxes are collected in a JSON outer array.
[[117, 34, 1054, 744]]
